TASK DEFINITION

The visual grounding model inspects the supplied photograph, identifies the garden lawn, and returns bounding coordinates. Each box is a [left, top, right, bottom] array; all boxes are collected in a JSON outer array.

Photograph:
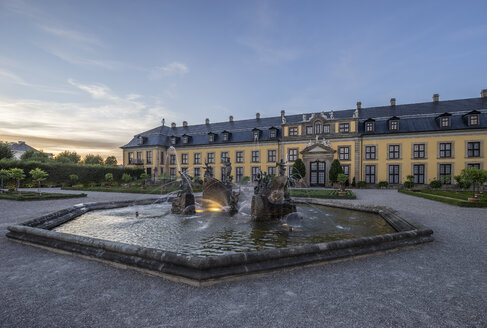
[[290, 189, 356, 199], [63, 185, 203, 195], [399, 189, 487, 207], [0, 191, 87, 201]]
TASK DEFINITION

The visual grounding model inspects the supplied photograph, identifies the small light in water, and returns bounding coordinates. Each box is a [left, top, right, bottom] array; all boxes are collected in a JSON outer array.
[[195, 209, 204, 213], [282, 223, 288, 227], [208, 207, 222, 212]]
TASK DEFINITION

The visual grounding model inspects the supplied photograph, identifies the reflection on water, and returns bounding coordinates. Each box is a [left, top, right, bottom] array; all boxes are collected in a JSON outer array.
[[54, 203, 395, 257]]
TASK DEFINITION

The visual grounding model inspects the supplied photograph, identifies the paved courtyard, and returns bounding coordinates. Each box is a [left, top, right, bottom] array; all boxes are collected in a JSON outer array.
[[0, 188, 486, 327]]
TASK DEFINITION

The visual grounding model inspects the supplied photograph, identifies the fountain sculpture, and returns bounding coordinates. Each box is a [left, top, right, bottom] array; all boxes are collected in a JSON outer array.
[[202, 159, 239, 214], [251, 159, 296, 221], [171, 171, 196, 215]]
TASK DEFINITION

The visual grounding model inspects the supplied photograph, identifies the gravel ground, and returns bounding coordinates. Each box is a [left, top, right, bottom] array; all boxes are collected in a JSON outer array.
[[1, 188, 486, 328]]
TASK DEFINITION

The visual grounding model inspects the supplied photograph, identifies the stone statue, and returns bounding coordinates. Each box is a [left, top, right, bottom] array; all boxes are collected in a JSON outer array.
[[171, 170, 195, 215], [329, 110, 334, 120], [353, 109, 359, 118], [276, 159, 286, 176], [204, 162, 213, 178], [223, 158, 232, 185]]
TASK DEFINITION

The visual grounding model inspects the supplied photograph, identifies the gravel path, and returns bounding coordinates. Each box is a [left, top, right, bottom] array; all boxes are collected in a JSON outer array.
[[1, 188, 486, 328]]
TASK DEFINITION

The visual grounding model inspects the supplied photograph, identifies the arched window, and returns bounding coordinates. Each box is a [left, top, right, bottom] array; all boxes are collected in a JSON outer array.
[[314, 121, 322, 134]]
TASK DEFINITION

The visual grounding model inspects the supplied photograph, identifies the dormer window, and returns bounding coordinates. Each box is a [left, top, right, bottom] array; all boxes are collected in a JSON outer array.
[[208, 133, 216, 143], [323, 125, 330, 133], [222, 130, 231, 142], [253, 130, 260, 141], [440, 116, 450, 127], [182, 135, 189, 144], [469, 114, 479, 126], [314, 121, 322, 134], [137, 136, 144, 145], [306, 126, 313, 135], [389, 117, 399, 131], [365, 120, 375, 132], [269, 127, 278, 139], [170, 136, 177, 145]]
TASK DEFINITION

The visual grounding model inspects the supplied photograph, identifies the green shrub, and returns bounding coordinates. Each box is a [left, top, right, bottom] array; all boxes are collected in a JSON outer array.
[[357, 181, 367, 188], [121, 173, 132, 184], [241, 176, 250, 184], [291, 158, 306, 180], [430, 180, 442, 189], [29, 168, 49, 193], [351, 177, 356, 187], [378, 181, 389, 188]]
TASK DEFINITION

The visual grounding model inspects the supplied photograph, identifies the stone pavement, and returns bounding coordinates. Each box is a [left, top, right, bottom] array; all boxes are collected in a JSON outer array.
[[1, 188, 486, 327]]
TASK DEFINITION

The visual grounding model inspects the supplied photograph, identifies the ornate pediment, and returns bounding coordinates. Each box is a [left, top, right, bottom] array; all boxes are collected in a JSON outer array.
[[300, 141, 335, 154]]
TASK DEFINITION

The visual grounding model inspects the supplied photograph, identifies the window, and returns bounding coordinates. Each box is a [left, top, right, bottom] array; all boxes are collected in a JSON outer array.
[[181, 153, 188, 165], [467, 142, 480, 157], [287, 149, 298, 162], [236, 167, 244, 182], [439, 164, 452, 184], [222, 132, 229, 141], [338, 147, 350, 160], [467, 163, 481, 169], [169, 154, 176, 165], [251, 167, 260, 181], [221, 152, 229, 163], [288, 127, 298, 136], [365, 146, 376, 160], [341, 165, 350, 176], [171, 137, 177, 145], [389, 120, 399, 131], [413, 164, 425, 184], [236, 151, 244, 163], [440, 117, 450, 128], [439, 143, 452, 158], [269, 129, 277, 139], [469, 115, 479, 126], [136, 152, 142, 163], [182, 136, 188, 144], [146, 151, 152, 164], [181, 167, 187, 174], [306, 126, 313, 135], [339, 123, 350, 133], [314, 121, 322, 134], [194, 167, 201, 177], [170, 168, 176, 180], [323, 125, 330, 134], [388, 165, 400, 184], [128, 152, 134, 164], [267, 150, 276, 162], [413, 144, 425, 159], [251, 151, 260, 163], [253, 130, 260, 141], [160, 152, 164, 164], [388, 145, 400, 159], [207, 152, 215, 164], [365, 165, 376, 184], [194, 153, 201, 164], [365, 121, 374, 132], [137, 136, 144, 145], [268, 166, 276, 176]]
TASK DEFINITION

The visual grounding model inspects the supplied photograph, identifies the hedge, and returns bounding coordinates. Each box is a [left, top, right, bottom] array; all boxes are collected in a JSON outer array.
[[0, 159, 144, 186]]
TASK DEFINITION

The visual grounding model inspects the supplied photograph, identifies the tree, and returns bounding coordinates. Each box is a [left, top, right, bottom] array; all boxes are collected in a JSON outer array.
[[29, 168, 49, 194], [105, 156, 118, 166], [337, 173, 348, 191], [121, 173, 132, 184], [54, 151, 81, 164], [404, 175, 415, 189], [20, 150, 50, 163], [329, 159, 343, 183], [291, 158, 306, 180], [104, 173, 114, 186], [0, 169, 10, 188], [0, 142, 14, 160], [460, 167, 487, 195], [83, 154, 103, 165], [140, 172, 150, 187], [9, 168, 26, 192], [69, 174, 79, 186]]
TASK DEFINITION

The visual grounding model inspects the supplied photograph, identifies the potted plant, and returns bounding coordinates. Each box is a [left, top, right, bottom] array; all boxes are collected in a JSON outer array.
[[403, 175, 415, 190], [121, 173, 132, 189], [378, 181, 389, 189], [329, 159, 343, 188], [104, 173, 114, 188], [337, 173, 348, 196]]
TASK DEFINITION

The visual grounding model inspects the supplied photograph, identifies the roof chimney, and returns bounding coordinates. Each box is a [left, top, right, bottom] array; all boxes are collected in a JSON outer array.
[[205, 118, 210, 125], [182, 121, 188, 127], [390, 98, 396, 106], [281, 110, 285, 117], [229, 115, 234, 122], [356, 101, 362, 110], [171, 122, 176, 128], [256, 113, 260, 120], [481, 89, 487, 98], [433, 94, 439, 103]]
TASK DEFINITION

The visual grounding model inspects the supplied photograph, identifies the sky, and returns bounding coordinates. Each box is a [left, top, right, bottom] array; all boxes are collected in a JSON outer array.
[[1, 0, 486, 161]]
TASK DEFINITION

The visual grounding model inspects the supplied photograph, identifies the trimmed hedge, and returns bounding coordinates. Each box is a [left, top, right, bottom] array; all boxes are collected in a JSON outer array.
[[290, 189, 356, 199], [0, 159, 144, 186], [399, 190, 487, 207]]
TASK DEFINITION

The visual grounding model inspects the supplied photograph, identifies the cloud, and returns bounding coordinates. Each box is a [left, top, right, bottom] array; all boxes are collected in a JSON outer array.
[[68, 79, 118, 101], [39, 46, 122, 69], [150, 62, 189, 79], [40, 25, 104, 48], [239, 37, 299, 64], [0, 69, 30, 86], [0, 67, 77, 94]]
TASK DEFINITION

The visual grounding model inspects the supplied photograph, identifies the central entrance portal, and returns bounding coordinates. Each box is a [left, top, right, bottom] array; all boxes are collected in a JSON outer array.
[[310, 161, 326, 186]]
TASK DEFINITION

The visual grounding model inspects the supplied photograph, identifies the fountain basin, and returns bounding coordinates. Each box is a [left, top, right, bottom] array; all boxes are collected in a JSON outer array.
[[6, 198, 433, 286]]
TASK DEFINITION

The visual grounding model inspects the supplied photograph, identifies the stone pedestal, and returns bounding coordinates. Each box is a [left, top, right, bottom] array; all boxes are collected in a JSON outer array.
[[251, 195, 296, 221], [171, 193, 195, 215]]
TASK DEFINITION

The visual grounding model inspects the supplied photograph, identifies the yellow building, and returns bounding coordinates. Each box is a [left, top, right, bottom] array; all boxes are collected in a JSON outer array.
[[122, 91, 487, 187]]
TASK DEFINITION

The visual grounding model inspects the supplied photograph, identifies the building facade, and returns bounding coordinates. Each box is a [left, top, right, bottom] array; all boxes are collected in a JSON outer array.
[[121, 91, 487, 187]]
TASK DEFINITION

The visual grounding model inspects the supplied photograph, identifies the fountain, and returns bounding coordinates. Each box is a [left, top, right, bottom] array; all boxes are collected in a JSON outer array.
[[171, 171, 195, 215], [202, 159, 239, 214], [251, 159, 296, 221]]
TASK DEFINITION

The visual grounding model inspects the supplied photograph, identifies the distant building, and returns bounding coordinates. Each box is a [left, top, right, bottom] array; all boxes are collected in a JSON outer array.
[[8, 141, 53, 160], [121, 90, 487, 187]]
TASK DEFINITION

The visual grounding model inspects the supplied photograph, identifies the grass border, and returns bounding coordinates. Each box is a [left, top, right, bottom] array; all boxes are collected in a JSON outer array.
[[399, 190, 487, 207], [290, 189, 356, 199], [0, 191, 87, 201]]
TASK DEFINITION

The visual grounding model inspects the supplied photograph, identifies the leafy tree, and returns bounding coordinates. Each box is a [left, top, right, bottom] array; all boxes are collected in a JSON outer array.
[[404, 175, 415, 189], [54, 151, 81, 164], [337, 173, 348, 191], [122, 173, 132, 184], [460, 167, 487, 195], [29, 168, 49, 194], [291, 158, 306, 180], [140, 172, 150, 186], [83, 154, 103, 165], [104, 173, 114, 186], [0, 142, 14, 160], [9, 168, 26, 192], [329, 159, 343, 183], [69, 174, 79, 186], [20, 150, 50, 163], [105, 156, 118, 166], [0, 169, 10, 188]]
